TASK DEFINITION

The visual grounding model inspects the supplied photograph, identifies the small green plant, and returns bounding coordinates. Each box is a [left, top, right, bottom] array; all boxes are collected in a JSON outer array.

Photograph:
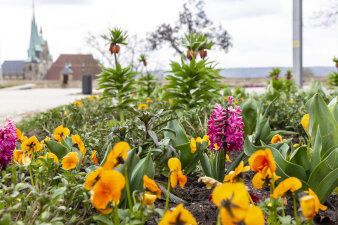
[[327, 57, 338, 88], [137, 54, 158, 97], [269, 67, 281, 79], [97, 64, 137, 120], [285, 69, 293, 80], [163, 56, 223, 109]]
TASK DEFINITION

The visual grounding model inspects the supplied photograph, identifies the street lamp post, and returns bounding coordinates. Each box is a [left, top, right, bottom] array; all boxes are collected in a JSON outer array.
[[293, 0, 303, 88]]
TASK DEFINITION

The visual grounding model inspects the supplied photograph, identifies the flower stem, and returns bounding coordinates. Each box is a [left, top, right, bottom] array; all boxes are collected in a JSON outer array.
[[124, 165, 132, 212], [281, 197, 285, 217], [293, 193, 300, 225], [29, 165, 35, 188], [247, 192, 254, 205], [114, 203, 120, 225], [270, 174, 277, 224], [216, 210, 221, 225], [164, 174, 171, 213]]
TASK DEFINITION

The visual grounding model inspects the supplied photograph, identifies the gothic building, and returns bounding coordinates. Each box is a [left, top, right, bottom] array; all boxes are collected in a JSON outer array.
[[24, 13, 53, 80], [1, 11, 52, 80]]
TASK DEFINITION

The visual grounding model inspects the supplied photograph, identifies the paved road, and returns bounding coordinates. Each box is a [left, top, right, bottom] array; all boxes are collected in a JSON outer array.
[[0, 88, 88, 125]]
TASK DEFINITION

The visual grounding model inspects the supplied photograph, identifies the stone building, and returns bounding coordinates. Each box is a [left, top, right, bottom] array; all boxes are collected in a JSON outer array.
[[1, 61, 25, 80], [24, 13, 53, 80], [44, 54, 101, 83], [1, 11, 52, 80]]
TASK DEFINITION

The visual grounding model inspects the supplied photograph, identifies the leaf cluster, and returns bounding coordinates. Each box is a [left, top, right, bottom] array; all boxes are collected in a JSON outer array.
[[162, 56, 223, 109], [98, 64, 137, 110], [102, 27, 128, 45]]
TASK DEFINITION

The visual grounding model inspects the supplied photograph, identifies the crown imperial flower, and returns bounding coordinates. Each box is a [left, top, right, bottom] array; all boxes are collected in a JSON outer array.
[[207, 97, 244, 152]]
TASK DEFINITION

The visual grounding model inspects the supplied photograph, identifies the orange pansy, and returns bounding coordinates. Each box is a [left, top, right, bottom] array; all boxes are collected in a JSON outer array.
[[212, 182, 250, 224], [91, 150, 99, 164], [103, 142, 130, 170], [271, 134, 286, 144], [61, 152, 79, 170], [143, 175, 161, 199], [91, 170, 125, 210], [84, 166, 103, 190], [223, 161, 250, 183], [53, 125, 70, 142], [272, 177, 302, 199], [159, 204, 197, 225], [168, 158, 187, 188]]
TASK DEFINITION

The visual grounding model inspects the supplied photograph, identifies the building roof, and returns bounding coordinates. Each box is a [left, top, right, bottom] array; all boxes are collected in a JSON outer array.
[[26, 14, 50, 63], [60, 63, 73, 74], [1, 61, 25, 75], [44, 54, 101, 80]]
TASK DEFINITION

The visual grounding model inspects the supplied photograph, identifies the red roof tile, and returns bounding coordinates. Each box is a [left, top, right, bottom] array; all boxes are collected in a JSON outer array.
[[44, 54, 101, 80]]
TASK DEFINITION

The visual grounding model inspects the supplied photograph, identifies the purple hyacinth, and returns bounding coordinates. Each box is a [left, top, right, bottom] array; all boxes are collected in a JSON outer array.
[[0, 119, 18, 168], [207, 96, 244, 152]]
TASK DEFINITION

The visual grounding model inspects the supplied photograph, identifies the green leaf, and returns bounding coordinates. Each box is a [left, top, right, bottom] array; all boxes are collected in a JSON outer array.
[[269, 147, 307, 181], [0, 213, 12, 225], [130, 151, 155, 191], [310, 127, 322, 172], [45, 140, 68, 159], [306, 94, 338, 158], [241, 98, 258, 137], [115, 148, 140, 179], [315, 168, 338, 203], [93, 215, 114, 225], [328, 97, 338, 123], [99, 143, 112, 167], [290, 146, 310, 172], [307, 149, 338, 202], [199, 153, 213, 177], [164, 120, 189, 147], [226, 152, 246, 175], [243, 137, 257, 156]]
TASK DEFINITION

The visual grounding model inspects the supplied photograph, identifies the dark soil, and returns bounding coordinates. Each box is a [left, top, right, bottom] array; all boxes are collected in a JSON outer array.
[[146, 174, 217, 225], [146, 151, 337, 225]]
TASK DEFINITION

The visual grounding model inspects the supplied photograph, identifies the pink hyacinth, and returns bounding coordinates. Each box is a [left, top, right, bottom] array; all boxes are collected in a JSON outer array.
[[207, 96, 244, 152], [0, 119, 18, 168]]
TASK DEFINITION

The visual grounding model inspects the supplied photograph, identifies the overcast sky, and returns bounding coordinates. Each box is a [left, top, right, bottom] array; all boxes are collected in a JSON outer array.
[[0, 0, 337, 70]]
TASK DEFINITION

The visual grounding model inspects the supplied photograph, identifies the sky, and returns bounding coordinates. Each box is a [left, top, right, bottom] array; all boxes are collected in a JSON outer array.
[[0, 0, 337, 70]]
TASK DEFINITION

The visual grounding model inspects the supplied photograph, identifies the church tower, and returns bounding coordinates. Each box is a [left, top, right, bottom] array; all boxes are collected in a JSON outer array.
[[24, 1, 52, 80]]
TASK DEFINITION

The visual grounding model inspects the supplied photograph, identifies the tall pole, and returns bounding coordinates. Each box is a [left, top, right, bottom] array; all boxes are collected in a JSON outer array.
[[293, 0, 303, 88]]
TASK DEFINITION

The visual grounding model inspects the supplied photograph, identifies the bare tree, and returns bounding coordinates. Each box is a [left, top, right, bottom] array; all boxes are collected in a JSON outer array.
[[147, 0, 232, 55], [313, 0, 338, 26]]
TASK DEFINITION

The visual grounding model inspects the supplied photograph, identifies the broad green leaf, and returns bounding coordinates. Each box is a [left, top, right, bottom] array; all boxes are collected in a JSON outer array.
[[226, 152, 246, 175], [306, 94, 338, 158], [243, 137, 257, 156], [290, 146, 310, 172], [93, 215, 114, 225], [269, 147, 307, 181], [199, 153, 213, 177], [45, 140, 68, 159], [315, 169, 338, 203], [241, 98, 258, 137], [328, 97, 338, 123], [115, 148, 140, 179], [307, 149, 338, 202], [310, 127, 322, 172], [130, 151, 155, 191], [164, 120, 189, 147], [175, 143, 195, 172]]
